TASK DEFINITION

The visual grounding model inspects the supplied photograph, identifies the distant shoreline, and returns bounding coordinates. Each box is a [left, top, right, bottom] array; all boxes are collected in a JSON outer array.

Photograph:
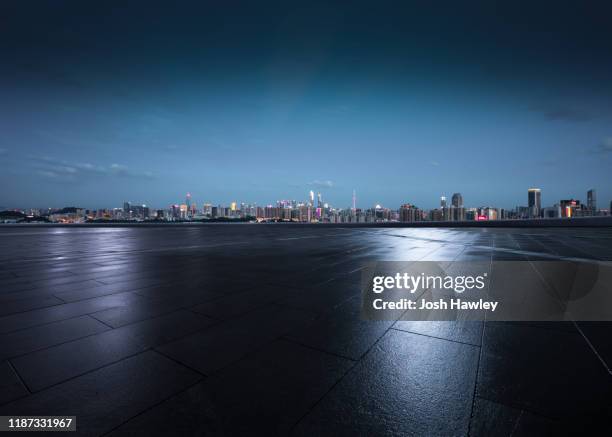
[[2, 216, 612, 228]]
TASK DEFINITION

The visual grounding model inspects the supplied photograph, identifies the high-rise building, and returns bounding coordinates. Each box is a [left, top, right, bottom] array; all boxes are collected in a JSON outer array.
[[560, 199, 580, 218], [317, 193, 322, 209], [309, 191, 315, 207], [587, 189, 596, 213], [527, 188, 541, 218], [352, 190, 356, 211], [399, 204, 421, 222], [451, 193, 463, 208], [450, 193, 464, 221], [440, 196, 447, 208]]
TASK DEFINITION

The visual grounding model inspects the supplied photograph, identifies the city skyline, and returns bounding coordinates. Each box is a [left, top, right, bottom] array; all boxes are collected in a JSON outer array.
[[1, 2, 612, 209], [0, 185, 606, 211], [3, 187, 607, 224]]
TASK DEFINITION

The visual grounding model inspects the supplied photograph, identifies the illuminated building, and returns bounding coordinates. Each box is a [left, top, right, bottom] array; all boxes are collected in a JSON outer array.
[[399, 204, 421, 222], [528, 188, 541, 218], [560, 199, 580, 218]]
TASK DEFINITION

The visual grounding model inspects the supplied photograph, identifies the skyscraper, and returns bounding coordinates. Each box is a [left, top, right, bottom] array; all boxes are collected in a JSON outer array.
[[527, 188, 541, 218], [450, 193, 464, 221], [587, 189, 596, 213], [309, 190, 314, 207], [451, 193, 463, 208], [440, 196, 447, 208], [352, 190, 356, 210]]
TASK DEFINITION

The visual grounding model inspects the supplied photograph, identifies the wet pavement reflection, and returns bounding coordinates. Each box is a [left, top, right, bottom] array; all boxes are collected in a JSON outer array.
[[0, 225, 611, 435]]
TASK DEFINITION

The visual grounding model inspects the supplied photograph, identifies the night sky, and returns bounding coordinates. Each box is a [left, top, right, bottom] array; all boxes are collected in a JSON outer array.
[[1, 1, 611, 210]]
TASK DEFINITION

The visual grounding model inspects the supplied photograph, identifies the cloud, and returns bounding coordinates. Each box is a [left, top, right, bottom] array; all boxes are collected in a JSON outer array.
[[28, 156, 155, 181], [593, 137, 612, 154], [308, 179, 334, 188], [532, 104, 595, 122]]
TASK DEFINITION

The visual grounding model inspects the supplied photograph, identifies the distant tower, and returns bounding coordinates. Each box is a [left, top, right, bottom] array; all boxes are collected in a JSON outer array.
[[317, 192, 322, 208], [352, 189, 356, 210], [451, 193, 465, 221], [587, 189, 596, 212], [451, 193, 463, 208], [186, 193, 192, 209], [309, 190, 314, 207], [527, 188, 541, 218], [440, 196, 447, 208]]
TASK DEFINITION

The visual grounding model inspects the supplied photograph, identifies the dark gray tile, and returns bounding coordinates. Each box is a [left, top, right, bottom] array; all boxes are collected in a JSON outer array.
[[392, 320, 484, 346], [0, 295, 64, 317], [0, 292, 146, 334], [0, 361, 28, 405], [293, 329, 479, 436], [0, 279, 101, 304], [202, 339, 353, 435], [0, 351, 201, 436], [277, 278, 360, 315], [11, 310, 211, 391], [191, 284, 294, 320], [285, 296, 393, 360], [576, 321, 612, 370], [0, 315, 109, 361], [53, 277, 170, 302], [469, 397, 564, 437], [11, 328, 147, 392], [157, 305, 316, 375], [107, 381, 222, 436], [477, 323, 612, 420]]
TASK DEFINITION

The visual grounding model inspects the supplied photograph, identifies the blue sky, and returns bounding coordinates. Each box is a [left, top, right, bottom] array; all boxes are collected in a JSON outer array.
[[1, 1, 611, 210]]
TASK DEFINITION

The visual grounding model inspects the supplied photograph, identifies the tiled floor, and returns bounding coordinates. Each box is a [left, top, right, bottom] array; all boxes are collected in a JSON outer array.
[[0, 225, 611, 436]]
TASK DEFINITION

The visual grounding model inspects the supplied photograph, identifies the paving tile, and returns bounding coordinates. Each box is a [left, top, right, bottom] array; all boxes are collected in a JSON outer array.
[[469, 397, 564, 436], [0, 351, 201, 436], [0, 279, 101, 304], [106, 381, 222, 436], [0, 295, 64, 317], [11, 328, 147, 392], [293, 329, 479, 436], [477, 323, 612, 420], [277, 278, 361, 315], [0, 361, 28, 405], [201, 339, 353, 435], [285, 296, 393, 360], [576, 321, 612, 370], [53, 277, 170, 302], [11, 310, 211, 391], [157, 305, 316, 375], [191, 284, 295, 320], [0, 316, 109, 361], [0, 292, 146, 334], [392, 320, 484, 346], [90, 295, 193, 328]]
